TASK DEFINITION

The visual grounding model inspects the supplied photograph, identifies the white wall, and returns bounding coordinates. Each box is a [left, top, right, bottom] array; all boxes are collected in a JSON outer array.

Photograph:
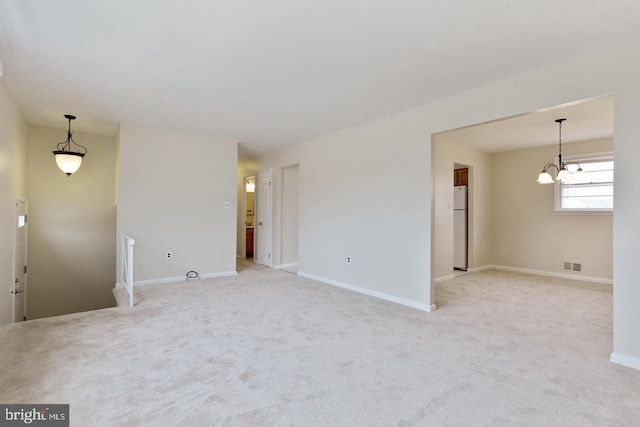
[[280, 164, 299, 266], [0, 78, 28, 323], [27, 126, 116, 319], [258, 43, 640, 368], [260, 113, 433, 309], [492, 138, 613, 280], [612, 75, 640, 368], [117, 124, 237, 283], [433, 137, 492, 280]]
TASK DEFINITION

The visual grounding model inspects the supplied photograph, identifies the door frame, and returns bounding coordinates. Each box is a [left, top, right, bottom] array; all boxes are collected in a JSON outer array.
[[12, 197, 28, 322]]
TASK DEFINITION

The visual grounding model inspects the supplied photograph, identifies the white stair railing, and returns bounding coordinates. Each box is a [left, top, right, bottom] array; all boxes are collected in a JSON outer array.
[[117, 233, 136, 307]]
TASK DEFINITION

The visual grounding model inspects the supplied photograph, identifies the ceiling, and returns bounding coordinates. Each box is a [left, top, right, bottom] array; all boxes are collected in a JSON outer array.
[[439, 96, 614, 153], [0, 1, 637, 155]]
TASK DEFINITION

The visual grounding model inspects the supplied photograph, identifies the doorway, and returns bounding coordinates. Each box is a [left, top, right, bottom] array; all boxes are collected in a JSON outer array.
[[432, 95, 613, 284], [257, 169, 272, 266], [13, 198, 27, 322], [453, 164, 469, 273], [243, 175, 256, 259]]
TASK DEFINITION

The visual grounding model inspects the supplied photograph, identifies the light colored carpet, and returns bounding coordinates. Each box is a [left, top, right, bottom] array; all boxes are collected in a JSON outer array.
[[1, 261, 639, 426]]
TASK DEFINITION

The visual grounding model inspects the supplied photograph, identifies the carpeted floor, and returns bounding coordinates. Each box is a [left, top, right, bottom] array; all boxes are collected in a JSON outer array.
[[1, 261, 638, 426]]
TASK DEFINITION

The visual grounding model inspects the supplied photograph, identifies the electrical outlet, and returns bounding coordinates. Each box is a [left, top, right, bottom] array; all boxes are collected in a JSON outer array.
[[346, 256, 351, 264], [166, 251, 172, 259], [224, 201, 231, 208]]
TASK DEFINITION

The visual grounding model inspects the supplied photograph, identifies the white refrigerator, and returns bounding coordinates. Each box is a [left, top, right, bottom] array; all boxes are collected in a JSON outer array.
[[453, 186, 467, 271]]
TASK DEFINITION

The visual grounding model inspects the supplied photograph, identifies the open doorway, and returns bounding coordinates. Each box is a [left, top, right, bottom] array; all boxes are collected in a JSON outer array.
[[243, 175, 256, 260], [453, 164, 469, 273], [432, 95, 613, 284], [13, 198, 28, 322]]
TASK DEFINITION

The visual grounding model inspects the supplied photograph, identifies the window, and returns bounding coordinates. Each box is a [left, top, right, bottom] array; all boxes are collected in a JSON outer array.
[[556, 154, 613, 212]]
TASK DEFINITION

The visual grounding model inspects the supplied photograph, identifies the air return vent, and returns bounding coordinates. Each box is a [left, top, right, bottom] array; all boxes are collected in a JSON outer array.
[[564, 261, 582, 272]]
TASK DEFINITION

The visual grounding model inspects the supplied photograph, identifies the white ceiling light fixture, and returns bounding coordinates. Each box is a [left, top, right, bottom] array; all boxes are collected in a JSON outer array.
[[52, 115, 87, 177], [537, 118, 586, 184]]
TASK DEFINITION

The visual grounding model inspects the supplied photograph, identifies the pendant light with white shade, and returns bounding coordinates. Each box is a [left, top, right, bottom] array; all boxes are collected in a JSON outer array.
[[52, 114, 87, 176]]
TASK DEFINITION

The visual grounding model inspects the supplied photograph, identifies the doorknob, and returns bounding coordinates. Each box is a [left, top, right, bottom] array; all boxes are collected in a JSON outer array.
[[258, 222, 263, 225]]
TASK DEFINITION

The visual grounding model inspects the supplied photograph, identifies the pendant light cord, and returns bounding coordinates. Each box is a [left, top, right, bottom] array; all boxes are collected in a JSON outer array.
[[556, 118, 565, 168]]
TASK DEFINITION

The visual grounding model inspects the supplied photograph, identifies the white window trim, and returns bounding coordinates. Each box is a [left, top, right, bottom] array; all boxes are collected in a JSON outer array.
[[553, 151, 613, 214]]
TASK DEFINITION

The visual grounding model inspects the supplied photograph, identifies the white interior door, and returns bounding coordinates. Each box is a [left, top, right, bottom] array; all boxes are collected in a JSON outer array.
[[257, 169, 272, 266], [13, 199, 27, 322]]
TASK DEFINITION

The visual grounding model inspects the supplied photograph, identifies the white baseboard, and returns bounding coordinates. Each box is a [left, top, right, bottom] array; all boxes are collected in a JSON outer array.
[[488, 265, 612, 285], [434, 265, 491, 283], [434, 264, 611, 285], [434, 274, 455, 284], [468, 265, 493, 273], [128, 271, 237, 287], [273, 263, 299, 270], [298, 271, 436, 312], [610, 352, 640, 371]]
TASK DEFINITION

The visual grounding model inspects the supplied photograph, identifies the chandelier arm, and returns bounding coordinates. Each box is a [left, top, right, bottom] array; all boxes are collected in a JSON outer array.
[[68, 135, 88, 154], [55, 133, 87, 154], [56, 139, 71, 151], [541, 163, 559, 173], [564, 161, 582, 168]]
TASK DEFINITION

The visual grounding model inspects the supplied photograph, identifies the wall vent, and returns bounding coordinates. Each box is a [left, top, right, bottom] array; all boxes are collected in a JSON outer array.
[[563, 261, 582, 272]]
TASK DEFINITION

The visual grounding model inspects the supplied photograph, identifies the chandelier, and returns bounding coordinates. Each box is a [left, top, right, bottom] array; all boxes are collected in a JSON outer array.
[[537, 118, 586, 184]]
